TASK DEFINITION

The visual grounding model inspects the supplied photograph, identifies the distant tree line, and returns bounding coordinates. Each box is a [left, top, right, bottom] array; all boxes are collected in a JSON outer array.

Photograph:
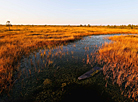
[[3, 21, 138, 29], [78, 24, 138, 29], [105, 24, 138, 29]]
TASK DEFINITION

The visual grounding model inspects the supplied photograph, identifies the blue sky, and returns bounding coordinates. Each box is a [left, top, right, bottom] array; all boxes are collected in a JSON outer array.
[[0, 0, 138, 25]]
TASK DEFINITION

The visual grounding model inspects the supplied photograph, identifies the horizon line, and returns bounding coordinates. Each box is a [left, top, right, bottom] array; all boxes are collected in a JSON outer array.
[[0, 23, 137, 26]]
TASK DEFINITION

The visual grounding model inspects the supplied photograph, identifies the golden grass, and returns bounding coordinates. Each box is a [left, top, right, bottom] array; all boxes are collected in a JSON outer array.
[[0, 25, 138, 93], [97, 35, 138, 100]]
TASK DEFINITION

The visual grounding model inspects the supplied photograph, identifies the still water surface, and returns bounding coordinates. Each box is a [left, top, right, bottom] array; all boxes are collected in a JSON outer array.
[[2, 34, 123, 101], [19, 34, 117, 78]]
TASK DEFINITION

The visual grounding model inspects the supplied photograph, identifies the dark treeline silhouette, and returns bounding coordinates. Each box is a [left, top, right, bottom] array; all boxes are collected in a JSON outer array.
[[0, 23, 138, 29], [105, 24, 138, 29]]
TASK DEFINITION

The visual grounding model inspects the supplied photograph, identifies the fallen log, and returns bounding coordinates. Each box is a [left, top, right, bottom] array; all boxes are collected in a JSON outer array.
[[78, 66, 103, 80]]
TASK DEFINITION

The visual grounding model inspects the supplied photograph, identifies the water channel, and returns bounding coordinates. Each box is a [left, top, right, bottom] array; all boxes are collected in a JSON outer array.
[[1, 34, 125, 101]]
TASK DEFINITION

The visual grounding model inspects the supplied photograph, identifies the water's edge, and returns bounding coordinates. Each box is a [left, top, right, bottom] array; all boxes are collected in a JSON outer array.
[[1, 34, 131, 101]]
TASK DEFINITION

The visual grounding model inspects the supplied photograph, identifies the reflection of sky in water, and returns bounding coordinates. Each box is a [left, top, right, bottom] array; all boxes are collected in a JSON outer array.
[[19, 34, 121, 78], [3, 34, 123, 101]]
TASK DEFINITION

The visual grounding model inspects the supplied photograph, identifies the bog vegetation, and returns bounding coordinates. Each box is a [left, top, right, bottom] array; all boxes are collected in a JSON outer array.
[[97, 35, 138, 101], [0, 24, 138, 101]]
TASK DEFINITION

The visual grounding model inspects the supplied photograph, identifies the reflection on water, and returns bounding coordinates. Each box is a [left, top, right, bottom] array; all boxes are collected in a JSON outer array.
[[19, 34, 117, 78], [1, 34, 121, 101]]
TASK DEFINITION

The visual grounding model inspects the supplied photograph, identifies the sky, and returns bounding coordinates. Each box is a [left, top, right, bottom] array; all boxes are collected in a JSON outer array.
[[0, 0, 138, 25]]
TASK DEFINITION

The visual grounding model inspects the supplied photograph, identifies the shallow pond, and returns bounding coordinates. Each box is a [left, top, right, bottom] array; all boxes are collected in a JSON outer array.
[[1, 34, 126, 101], [18, 34, 117, 78]]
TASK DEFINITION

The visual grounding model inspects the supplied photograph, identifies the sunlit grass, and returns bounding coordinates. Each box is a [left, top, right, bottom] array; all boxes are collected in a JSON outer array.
[[97, 35, 138, 101], [0, 25, 138, 96]]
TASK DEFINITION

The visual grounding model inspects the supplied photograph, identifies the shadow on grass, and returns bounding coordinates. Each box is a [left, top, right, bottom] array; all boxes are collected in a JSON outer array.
[[13, 83, 114, 102], [61, 83, 114, 102], [12, 72, 132, 102]]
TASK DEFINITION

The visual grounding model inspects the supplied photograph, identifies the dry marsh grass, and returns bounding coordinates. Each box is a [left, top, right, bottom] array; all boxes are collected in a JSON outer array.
[[0, 25, 138, 94], [97, 35, 138, 101]]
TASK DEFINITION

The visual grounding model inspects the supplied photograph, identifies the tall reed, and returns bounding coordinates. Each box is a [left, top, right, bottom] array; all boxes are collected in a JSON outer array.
[[97, 35, 138, 101]]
